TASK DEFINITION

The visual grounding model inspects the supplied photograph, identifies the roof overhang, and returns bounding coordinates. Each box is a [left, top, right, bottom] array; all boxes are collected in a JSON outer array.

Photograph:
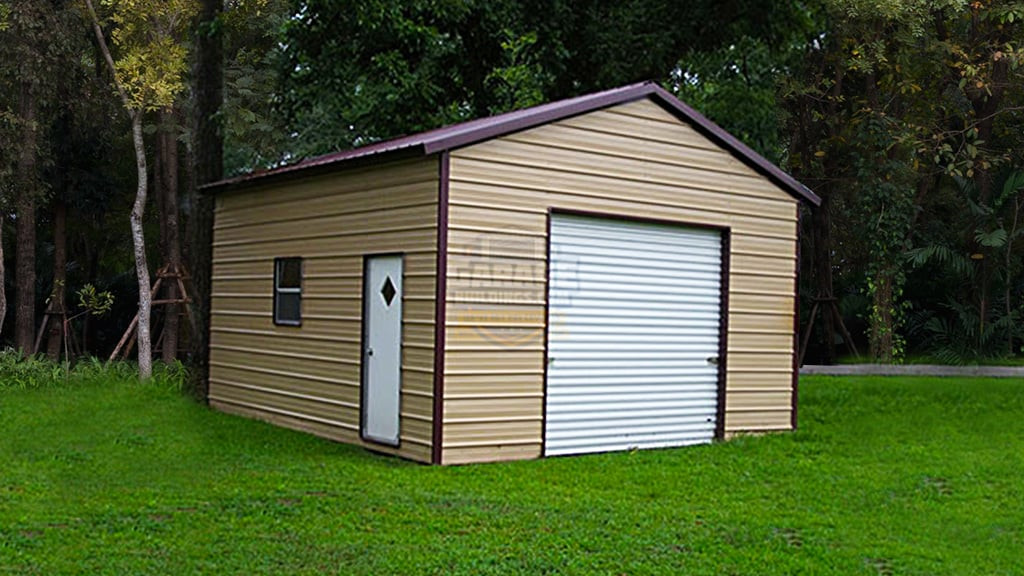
[[204, 81, 820, 206]]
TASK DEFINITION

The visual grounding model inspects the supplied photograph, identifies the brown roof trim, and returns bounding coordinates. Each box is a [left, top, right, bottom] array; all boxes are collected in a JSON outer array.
[[203, 146, 424, 193], [204, 81, 820, 206]]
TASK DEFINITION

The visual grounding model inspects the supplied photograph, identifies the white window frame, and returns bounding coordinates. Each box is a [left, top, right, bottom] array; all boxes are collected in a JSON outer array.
[[274, 257, 303, 326]]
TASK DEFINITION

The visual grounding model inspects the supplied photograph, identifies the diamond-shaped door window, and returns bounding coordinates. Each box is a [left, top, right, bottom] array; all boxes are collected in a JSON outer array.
[[380, 276, 397, 306]]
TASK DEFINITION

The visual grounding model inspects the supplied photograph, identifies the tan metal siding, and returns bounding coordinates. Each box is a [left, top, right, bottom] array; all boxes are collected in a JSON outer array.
[[209, 157, 439, 463], [443, 97, 798, 463]]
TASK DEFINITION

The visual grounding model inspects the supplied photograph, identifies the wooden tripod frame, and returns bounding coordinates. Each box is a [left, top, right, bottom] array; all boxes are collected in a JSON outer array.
[[109, 263, 196, 362], [31, 298, 79, 359], [798, 295, 860, 366]]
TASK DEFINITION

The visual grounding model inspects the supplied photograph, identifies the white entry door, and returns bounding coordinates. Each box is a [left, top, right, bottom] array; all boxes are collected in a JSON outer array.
[[362, 254, 403, 446], [545, 213, 723, 456]]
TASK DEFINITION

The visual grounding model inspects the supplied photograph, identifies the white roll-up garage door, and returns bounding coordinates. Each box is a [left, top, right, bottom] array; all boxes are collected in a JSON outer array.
[[545, 213, 723, 456]]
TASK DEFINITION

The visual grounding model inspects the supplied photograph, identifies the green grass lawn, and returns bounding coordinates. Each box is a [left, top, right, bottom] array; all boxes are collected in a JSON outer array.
[[2, 374, 1023, 575]]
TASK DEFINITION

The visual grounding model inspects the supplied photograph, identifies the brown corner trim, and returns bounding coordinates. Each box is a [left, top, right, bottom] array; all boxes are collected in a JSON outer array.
[[431, 152, 450, 465], [539, 209, 553, 457], [715, 229, 731, 440], [791, 209, 803, 430]]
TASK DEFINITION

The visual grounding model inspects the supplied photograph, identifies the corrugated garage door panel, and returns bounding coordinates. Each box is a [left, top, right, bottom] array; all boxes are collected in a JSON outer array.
[[545, 213, 722, 456]]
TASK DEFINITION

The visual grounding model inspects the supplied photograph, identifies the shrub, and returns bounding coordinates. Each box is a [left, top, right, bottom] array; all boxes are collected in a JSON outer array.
[[0, 351, 188, 391]]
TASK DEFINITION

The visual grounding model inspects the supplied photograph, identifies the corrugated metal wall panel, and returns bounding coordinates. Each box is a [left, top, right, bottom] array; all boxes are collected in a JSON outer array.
[[213, 230, 437, 261], [452, 180, 797, 223], [459, 140, 788, 202], [558, 111, 722, 152], [545, 214, 721, 456], [451, 157, 795, 218], [443, 373, 542, 397], [442, 445, 542, 465], [214, 166, 438, 217], [443, 421, 543, 445], [442, 98, 799, 464], [209, 157, 439, 463], [508, 124, 768, 181], [724, 410, 793, 431]]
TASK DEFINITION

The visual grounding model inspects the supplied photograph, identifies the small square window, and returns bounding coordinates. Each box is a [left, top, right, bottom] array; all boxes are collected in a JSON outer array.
[[274, 257, 302, 326]]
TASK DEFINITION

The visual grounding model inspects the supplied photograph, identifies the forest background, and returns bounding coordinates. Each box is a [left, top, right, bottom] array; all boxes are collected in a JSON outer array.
[[2, 0, 1023, 386]]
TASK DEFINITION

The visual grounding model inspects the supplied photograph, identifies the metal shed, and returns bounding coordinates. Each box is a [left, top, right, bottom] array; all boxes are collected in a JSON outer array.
[[206, 81, 820, 464]]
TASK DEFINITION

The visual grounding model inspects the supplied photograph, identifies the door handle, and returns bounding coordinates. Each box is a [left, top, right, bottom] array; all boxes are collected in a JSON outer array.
[[367, 347, 374, 357], [706, 356, 719, 365]]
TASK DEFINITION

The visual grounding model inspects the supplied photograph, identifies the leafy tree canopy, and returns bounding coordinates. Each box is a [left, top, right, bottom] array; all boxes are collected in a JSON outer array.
[[274, 0, 816, 160]]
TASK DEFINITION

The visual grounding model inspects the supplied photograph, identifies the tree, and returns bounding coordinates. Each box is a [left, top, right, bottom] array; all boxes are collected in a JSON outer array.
[[0, 207, 5, 340], [186, 0, 226, 397], [0, 0, 55, 354], [0, 6, 9, 340], [275, 0, 813, 162], [783, 0, 1024, 363], [13, 81, 38, 354], [157, 106, 183, 363], [1, 0, 131, 356], [45, 198, 67, 359], [218, 0, 289, 174], [84, 0, 197, 378]]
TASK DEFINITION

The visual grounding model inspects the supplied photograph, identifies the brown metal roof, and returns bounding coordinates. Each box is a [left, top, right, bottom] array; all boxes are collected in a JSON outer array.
[[207, 81, 820, 205]]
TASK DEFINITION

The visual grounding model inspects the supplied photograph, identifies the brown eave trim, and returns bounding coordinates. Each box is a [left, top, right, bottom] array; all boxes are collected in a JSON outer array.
[[431, 152, 450, 465], [200, 145, 426, 194]]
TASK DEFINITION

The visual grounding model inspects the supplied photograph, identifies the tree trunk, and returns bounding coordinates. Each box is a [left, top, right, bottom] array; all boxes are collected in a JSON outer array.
[[160, 106, 182, 363], [869, 268, 895, 363], [130, 111, 153, 379], [811, 187, 837, 364], [46, 200, 67, 360], [1006, 197, 1021, 356], [84, 0, 151, 378], [15, 82, 38, 354], [189, 0, 224, 398], [970, 59, 1007, 208], [0, 214, 6, 340]]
